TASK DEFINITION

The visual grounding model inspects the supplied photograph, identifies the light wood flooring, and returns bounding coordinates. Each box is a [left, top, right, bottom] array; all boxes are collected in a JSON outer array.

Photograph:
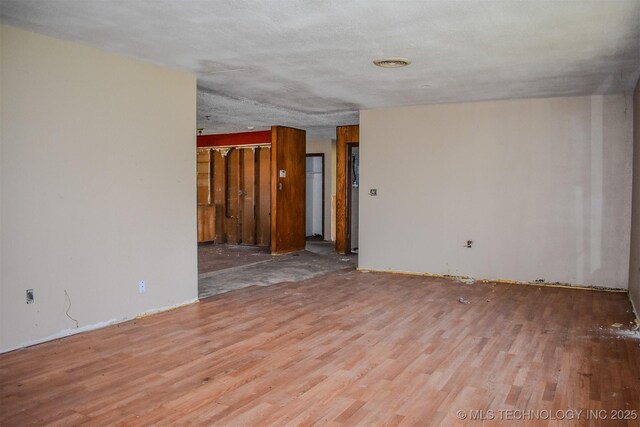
[[1, 270, 639, 426]]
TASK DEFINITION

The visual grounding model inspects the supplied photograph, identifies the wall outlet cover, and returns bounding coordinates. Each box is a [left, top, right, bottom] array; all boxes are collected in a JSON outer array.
[[138, 280, 146, 294]]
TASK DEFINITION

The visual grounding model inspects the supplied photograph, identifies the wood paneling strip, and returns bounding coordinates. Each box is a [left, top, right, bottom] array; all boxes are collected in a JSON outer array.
[[256, 147, 271, 246], [225, 148, 240, 244], [240, 148, 256, 245], [212, 149, 226, 242], [197, 150, 211, 205], [197, 206, 215, 242]]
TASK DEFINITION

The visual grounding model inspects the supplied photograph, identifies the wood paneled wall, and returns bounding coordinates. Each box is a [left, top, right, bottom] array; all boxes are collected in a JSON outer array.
[[270, 126, 307, 254], [197, 146, 271, 245], [336, 125, 359, 254]]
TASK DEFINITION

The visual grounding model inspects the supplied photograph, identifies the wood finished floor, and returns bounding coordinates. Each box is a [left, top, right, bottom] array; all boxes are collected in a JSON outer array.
[[1, 270, 639, 426]]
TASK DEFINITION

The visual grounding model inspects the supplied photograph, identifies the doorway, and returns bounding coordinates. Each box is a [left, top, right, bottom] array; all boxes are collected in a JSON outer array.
[[347, 144, 359, 253], [306, 154, 324, 239], [196, 129, 356, 301], [336, 124, 359, 255]]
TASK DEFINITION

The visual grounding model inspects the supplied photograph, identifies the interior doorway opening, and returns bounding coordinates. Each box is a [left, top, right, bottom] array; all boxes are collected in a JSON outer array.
[[196, 128, 356, 301], [347, 145, 359, 253], [336, 125, 359, 255], [306, 154, 324, 239]]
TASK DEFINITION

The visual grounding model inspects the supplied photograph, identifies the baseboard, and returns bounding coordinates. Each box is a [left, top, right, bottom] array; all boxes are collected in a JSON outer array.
[[629, 294, 640, 326], [356, 268, 627, 293], [1, 297, 199, 354]]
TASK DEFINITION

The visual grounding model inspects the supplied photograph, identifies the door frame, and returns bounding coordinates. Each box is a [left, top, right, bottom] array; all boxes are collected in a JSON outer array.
[[305, 153, 325, 239], [336, 125, 359, 254], [346, 144, 359, 253]]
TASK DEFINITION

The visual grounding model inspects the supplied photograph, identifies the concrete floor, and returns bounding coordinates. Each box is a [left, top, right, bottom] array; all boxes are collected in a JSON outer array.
[[198, 243, 272, 274], [198, 240, 357, 299]]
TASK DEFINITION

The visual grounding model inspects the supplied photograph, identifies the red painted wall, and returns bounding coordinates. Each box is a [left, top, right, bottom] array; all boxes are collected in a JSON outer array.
[[197, 130, 271, 148]]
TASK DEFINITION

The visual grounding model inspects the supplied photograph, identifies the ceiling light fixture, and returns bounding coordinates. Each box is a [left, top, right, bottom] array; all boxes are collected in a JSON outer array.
[[247, 126, 255, 130], [373, 57, 411, 68]]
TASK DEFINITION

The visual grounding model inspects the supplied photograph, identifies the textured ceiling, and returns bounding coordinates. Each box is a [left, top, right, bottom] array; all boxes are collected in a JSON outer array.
[[2, 0, 640, 139]]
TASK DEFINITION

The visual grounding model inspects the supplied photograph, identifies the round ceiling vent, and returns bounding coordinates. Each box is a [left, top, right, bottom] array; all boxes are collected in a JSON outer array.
[[373, 57, 412, 68]]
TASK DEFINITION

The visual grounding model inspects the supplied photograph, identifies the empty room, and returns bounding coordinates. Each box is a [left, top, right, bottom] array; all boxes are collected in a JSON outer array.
[[1, 1, 640, 426]]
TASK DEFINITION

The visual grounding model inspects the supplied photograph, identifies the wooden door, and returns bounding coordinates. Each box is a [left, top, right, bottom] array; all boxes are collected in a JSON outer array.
[[271, 126, 306, 254], [336, 125, 359, 254]]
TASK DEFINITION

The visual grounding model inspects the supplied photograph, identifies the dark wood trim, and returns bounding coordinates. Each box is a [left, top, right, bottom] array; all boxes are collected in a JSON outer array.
[[270, 128, 278, 253], [336, 125, 359, 254], [305, 153, 325, 239]]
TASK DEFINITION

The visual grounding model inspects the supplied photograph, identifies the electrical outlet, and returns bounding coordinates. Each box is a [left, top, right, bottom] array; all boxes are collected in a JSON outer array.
[[26, 289, 34, 304], [138, 280, 146, 294]]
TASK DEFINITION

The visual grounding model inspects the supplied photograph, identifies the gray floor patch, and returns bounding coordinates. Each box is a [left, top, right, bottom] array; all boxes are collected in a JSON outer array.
[[198, 241, 357, 299]]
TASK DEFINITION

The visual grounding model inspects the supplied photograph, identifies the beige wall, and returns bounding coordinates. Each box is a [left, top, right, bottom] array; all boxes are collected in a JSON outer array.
[[360, 95, 633, 288], [0, 26, 198, 352], [306, 139, 336, 241], [0, 26, 4, 350], [629, 79, 640, 314]]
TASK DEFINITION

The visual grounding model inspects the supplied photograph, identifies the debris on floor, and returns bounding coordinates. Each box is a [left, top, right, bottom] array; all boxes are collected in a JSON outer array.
[[611, 323, 622, 328], [458, 297, 470, 304]]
